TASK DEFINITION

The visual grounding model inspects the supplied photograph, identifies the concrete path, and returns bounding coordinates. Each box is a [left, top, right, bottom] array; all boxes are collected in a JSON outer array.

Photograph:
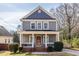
[[63, 49, 79, 56], [32, 49, 79, 55], [32, 52, 48, 54]]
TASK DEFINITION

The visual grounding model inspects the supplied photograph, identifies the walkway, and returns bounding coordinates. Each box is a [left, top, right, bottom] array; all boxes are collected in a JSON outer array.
[[63, 49, 79, 56], [32, 52, 48, 54]]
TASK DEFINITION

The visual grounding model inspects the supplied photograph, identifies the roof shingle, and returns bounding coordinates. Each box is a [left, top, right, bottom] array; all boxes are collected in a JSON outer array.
[[22, 6, 55, 20], [0, 26, 12, 36]]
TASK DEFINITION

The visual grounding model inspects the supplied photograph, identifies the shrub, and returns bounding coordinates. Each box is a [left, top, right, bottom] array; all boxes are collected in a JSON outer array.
[[71, 38, 79, 48], [9, 44, 19, 53], [13, 44, 18, 53], [18, 47, 23, 53], [47, 46, 54, 52], [54, 42, 63, 51], [9, 44, 14, 52]]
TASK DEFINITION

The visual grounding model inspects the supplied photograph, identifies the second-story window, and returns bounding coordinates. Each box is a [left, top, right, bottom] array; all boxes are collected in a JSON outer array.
[[43, 22, 49, 30], [38, 23, 41, 30], [44, 23, 47, 29], [31, 23, 35, 30]]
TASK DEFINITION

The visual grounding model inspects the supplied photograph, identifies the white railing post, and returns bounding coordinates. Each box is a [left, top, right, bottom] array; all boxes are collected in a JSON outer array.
[[57, 33, 59, 41], [56, 33, 59, 41], [45, 34, 47, 48], [29, 35, 31, 44], [32, 34, 34, 48]]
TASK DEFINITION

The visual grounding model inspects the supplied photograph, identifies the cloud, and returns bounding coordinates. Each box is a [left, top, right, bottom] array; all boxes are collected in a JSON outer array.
[[0, 11, 29, 31], [0, 3, 60, 32], [0, 3, 27, 12]]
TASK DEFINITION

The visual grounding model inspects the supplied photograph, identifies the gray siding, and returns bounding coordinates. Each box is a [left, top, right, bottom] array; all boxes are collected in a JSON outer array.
[[22, 21, 56, 31], [49, 21, 56, 31], [22, 21, 30, 31]]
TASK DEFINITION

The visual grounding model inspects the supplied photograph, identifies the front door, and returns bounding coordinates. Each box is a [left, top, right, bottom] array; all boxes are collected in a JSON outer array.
[[35, 36, 41, 47]]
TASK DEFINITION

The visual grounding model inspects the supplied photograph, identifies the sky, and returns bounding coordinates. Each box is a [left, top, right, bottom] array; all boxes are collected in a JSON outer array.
[[0, 3, 61, 32]]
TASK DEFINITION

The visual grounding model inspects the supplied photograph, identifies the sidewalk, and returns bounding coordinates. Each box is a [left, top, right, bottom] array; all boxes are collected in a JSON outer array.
[[63, 49, 79, 56], [32, 52, 48, 54]]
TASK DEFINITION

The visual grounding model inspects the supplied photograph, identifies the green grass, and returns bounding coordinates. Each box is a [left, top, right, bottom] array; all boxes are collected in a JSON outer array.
[[0, 51, 75, 56], [47, 52, 75, 56], [71, 48, 79, 51]]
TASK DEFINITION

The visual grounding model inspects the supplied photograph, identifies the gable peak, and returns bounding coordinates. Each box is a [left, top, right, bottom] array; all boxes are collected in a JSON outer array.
[[21, 6, 56, 20]]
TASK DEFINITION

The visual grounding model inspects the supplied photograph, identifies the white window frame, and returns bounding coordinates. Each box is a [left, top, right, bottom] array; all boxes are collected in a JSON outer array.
[[37, 21, 42, 30], [30, 21, 36, 30], [43, 21, 49, 30]]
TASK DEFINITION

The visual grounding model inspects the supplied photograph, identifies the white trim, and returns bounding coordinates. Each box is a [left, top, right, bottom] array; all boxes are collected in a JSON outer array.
[[37, 21, 42, 30], [43, 21, 49, 30], [32, 34, 34, 47], [19, 34, 22, 47], [29, 35, 32, 44], [18, 31, 59, 34], [30, 21, 36, 30], [45, 34, 47, 48], [56, 20, 57, 31], [21, 19, 56, 22], [56, 33, 59, 41]]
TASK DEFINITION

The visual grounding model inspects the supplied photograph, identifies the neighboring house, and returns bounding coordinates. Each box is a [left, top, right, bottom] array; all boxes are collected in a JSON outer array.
[[17, 6, 59, 52], [0, 26, 13, 50]]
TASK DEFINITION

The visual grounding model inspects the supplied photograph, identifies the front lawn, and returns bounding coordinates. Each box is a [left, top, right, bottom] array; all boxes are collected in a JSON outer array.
[[71, 48, 79, 51], [0, 51, 75, 56]]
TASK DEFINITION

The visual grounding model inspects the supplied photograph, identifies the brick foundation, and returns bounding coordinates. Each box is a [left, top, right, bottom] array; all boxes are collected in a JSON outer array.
[[23, 47, 47, 52], [0, 44, 8, 50]]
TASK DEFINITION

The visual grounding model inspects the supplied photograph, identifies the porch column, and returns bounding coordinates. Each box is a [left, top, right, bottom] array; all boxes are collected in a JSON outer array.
[[32, 34, 34, 48], [45, 34, 47, 48], [56, 33, 59, 41], [19, 33, 22, 47]]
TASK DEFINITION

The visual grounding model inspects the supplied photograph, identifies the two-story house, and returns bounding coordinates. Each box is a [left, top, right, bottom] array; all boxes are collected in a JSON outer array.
[[17, 6, 59, 52]]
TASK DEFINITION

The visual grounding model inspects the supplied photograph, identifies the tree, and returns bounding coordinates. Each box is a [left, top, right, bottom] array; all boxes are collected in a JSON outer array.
[[51, 3, 79, 42], [13, 32, 19, 43]]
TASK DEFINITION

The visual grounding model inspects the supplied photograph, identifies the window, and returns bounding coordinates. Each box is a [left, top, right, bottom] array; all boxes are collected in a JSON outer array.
[[8, 39, 10, 43], [38, 23, 41, 30], [5, 39, 7, 44], [44, 23, 48, 29], [48, 35, 56, 43], [31, 23, 35, 29], [43, 22, 48, 30]]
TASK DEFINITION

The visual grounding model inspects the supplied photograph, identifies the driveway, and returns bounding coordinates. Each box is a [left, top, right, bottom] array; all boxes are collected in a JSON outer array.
[[63, 49, 79, 56]]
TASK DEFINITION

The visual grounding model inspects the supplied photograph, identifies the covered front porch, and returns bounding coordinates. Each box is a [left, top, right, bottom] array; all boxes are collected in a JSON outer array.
[[18, 31, 59, 50]]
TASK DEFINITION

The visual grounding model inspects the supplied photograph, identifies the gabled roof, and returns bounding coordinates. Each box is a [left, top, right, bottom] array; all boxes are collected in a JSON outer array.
[[0, 26, 12, 36], [22, 6, 55, 20]]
